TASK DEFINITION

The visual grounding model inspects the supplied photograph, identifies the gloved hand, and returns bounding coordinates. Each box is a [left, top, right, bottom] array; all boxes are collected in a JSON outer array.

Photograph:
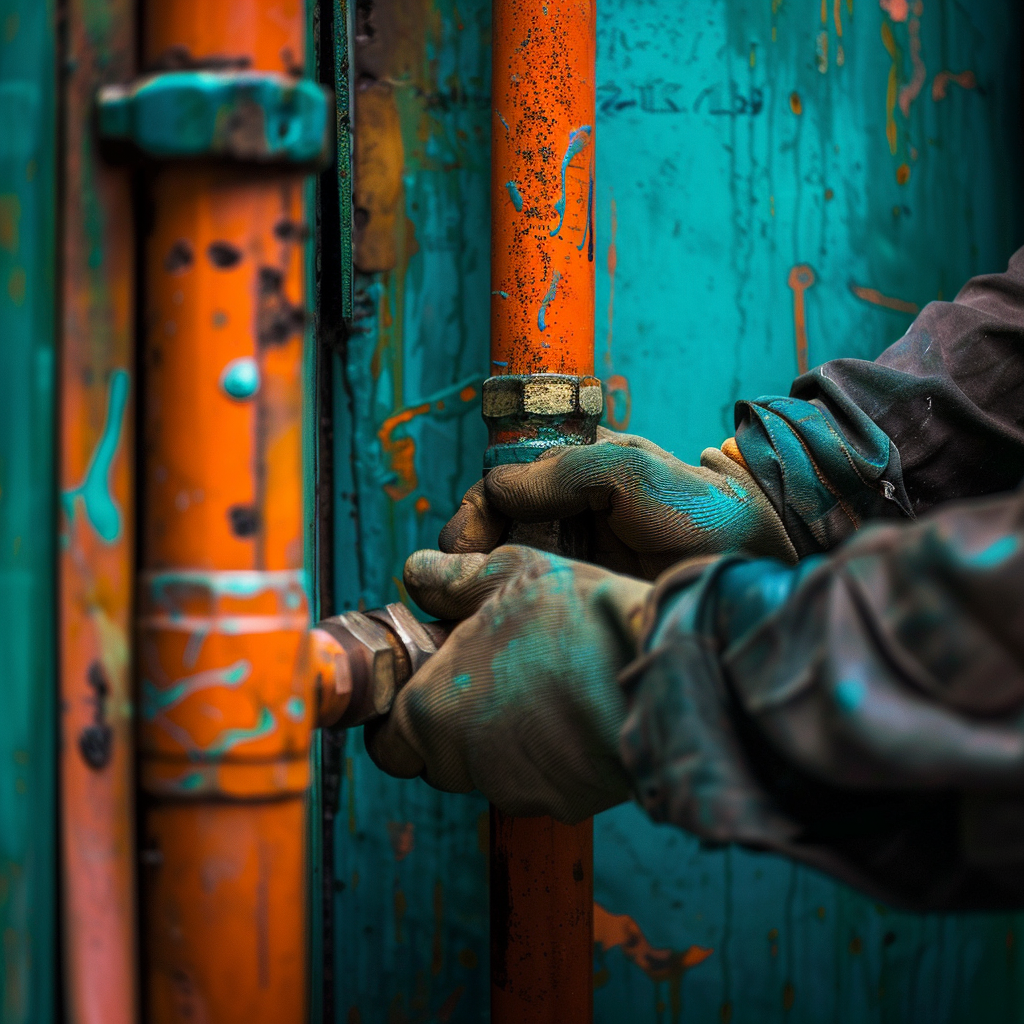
[[363, 545, 652, 823], [439, 428, 798, 579]]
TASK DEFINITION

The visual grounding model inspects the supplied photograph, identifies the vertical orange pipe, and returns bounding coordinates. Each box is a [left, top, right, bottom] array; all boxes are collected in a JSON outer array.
[[491, 0, 596, 378], [58, 0, 140, 1021], [489, 2, 596, 1021], [138, 3, 313, 1021]]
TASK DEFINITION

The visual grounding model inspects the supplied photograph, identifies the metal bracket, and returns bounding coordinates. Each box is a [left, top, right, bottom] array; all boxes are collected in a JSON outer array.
[[97, 71, 333, 165]]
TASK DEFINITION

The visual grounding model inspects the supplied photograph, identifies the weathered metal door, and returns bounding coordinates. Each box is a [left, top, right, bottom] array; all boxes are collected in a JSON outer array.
[[317, 1, 1024, 1021]]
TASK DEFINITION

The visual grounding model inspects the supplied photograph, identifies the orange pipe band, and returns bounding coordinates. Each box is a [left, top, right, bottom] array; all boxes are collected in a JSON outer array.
[[138, 3, 313, 1021], [489, 2, 597, 1021], [491, 0, 597, 376], [58, 1, 140, 1021]]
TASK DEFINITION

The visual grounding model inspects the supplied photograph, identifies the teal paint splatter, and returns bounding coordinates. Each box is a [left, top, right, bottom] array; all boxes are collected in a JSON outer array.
[[491, 290, 509, 299], [142, 659, 252, 720], [495, 110, 510, 134], [966, 534, 1018, 570], [550, 125, 592, 238], [505, 180, 523, 212], [538, 271, 561, 332], [285, 696, 306, 720], [147, 568, 308, 607], [177, 772, 205, 791], [61, 369, 129, 543], [220, 356, 261, 399], [452, 673, 471, 690], [203, 707, 276, 757]]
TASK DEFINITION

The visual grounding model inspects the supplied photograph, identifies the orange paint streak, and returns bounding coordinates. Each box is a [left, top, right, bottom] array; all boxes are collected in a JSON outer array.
[[378, 402, 430, 502], [879, 0, 908, 21], [459, 385, 478, 402], [605, 196, 617, 370], [896, 163, 911, 185], [898, 14, 926, 118], [932, 69, 977, 101], [834, 0, 843, 35], [593, 903, 714, 982], [849, 283, 920, 314], [603, 374, 631, 431], [414, 496, 431, 515], [788, 264, 816, 375], [789, 92, 803, 115], [881, 22, 899, 154]]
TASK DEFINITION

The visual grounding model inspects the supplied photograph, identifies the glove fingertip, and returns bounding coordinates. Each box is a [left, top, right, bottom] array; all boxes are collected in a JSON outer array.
[[364, 718, 426, 779]]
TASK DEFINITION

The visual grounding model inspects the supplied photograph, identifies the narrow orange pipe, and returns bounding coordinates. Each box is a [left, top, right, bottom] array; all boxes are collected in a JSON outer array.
[[58, 1, 139, 1021], [491, 0, 596, 378], [138, 2, 313, 1021], [489, 2, 596, 1020]]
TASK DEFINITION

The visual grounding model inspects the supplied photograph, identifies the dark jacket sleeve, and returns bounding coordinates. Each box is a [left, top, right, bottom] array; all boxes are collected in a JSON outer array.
[[619, 486, 1024, 911], [734, 247, 1024, 556]]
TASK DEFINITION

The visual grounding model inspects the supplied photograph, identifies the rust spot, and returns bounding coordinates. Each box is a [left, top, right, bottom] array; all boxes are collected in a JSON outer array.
[[789, 91, 803, 115], [208, 241, 242, 269], [782, 982, 795, 1010], [0, 193, 20, 251], [255, 266, 306, 346], [228, 504, 259, 537], [353, 81, 405, 273], [386, 821, 415, 861], [414, 496, 430, 515], [933, 69, 978, 102], [458, 385, 477, 403], [165, 239, 194, 273], [896, 163, 911, 185]]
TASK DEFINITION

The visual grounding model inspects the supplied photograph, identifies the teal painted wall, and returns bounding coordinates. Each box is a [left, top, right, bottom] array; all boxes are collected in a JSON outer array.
[[328, 1, 1024, 1021], [0, 1, 58, 1021]]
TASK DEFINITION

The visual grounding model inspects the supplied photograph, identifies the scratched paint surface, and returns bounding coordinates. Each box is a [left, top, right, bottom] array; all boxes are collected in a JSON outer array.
[[0, 0, 57, 1020], [329, 1, 1024, 1021]]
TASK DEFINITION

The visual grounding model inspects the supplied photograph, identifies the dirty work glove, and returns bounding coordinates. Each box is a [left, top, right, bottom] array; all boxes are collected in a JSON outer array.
[[363, 545, 652, 823], [439, 428, 798, 579]]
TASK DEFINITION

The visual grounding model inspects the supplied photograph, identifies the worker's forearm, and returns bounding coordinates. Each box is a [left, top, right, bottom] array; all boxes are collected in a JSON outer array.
[[620, 485, 1024, 910]]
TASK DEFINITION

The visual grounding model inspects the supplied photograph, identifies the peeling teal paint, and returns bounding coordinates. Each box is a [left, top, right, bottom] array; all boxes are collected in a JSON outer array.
[[551, 124, 593, 237], [61, 368, 129, 543], [505, 180, 523, 212], [202, 707, 276, 758], [141, 659, 252, 720]]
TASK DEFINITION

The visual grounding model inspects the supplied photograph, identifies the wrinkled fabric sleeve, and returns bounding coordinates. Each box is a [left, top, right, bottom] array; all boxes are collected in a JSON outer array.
[[620, 486, 1024, 910], [734, 247, 1024, 555]]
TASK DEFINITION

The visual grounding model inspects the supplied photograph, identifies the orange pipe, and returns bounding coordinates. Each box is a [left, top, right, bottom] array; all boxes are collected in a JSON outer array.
[[58, 1, 140, 1021], [138, 3, 313, 1021], [490, 0, 596, 377], [489, 2, 596, 1021]]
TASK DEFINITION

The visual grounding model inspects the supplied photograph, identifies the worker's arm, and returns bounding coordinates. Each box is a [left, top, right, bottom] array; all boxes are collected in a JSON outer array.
[[442, 247, 1024, 569], [625, 484, 1024, 911], [369, 485, 1024, 910]]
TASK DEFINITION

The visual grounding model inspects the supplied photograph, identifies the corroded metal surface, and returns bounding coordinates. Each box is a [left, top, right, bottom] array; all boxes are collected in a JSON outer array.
[[58, 0, 140, 1019], [491, 0, 597, 375]]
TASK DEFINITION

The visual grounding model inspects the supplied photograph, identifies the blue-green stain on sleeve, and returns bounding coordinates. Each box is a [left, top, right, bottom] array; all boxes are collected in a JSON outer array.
[[550, 125, 592, 237], [61, 369, 129, 543], [452, 673, 471, 691], [505, 180, 523, 212], [835, 678, 866, 714], [538, 271, 561, 332], [965, 534, 1019, 570]]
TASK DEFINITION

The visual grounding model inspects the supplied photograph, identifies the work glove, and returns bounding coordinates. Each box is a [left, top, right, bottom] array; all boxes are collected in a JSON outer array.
[[439, 428, 798, 579], [363, 545, 652, 823]]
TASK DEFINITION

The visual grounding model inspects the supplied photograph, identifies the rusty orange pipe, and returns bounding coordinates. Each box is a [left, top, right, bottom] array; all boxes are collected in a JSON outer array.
[[58, 1, 140, 1022], [489, 1, 597, 1020], [137, 3, 313, 1021]]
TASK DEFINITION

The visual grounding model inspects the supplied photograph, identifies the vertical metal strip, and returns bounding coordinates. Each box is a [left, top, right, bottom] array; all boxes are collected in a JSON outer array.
[[333, 0, 354, 321], [58, 0, 140, 1020], [0, 1, 59, 1019]]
